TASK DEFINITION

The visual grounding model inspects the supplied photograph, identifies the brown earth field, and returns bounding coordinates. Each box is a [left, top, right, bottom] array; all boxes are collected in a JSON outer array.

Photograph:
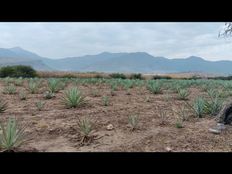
[[0, 78, 232, 152]]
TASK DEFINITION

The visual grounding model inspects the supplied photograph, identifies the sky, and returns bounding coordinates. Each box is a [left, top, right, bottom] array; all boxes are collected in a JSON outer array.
[[0, 22, 231, 61]]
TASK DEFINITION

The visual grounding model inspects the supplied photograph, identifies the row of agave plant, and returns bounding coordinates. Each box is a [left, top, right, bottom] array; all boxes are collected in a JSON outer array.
[[0, 77, 232, 151]]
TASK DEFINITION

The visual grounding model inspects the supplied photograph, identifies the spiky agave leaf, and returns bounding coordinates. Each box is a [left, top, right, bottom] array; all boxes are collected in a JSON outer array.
[[0, 118, 28, 151], [61, 88, 85, 108]]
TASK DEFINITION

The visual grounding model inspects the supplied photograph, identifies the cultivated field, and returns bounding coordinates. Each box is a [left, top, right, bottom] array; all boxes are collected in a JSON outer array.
[[1, 76, 232, 152]]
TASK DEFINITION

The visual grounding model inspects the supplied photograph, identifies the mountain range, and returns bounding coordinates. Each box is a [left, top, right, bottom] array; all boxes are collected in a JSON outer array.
[[0, 47, 232, 75]]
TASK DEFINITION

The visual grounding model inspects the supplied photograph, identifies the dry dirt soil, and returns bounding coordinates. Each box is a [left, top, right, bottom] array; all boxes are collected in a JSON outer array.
[[1, 80, 232, 152]]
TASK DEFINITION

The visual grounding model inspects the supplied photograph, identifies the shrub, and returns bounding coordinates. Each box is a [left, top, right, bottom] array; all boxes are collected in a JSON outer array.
[[0, 65, 37, 78], [130, 73, 143, 80], [94, 74, 104, 79], [109, 73, 127, 79], [0, 118, 28, 151], [60, 74, 76, 78], [128, 115, 139, 131], [152, 75, 172, 80], [62, 88, 85, 108]]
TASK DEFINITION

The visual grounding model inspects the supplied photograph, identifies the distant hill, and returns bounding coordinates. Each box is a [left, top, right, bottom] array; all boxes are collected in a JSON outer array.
[[0, 47, 52, 71], [0, 47, 232, 75]]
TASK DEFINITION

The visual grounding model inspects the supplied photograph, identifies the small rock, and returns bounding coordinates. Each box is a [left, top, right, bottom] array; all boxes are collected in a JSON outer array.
[[216, 123, 226, 130], [165, 147, 172, 152], [209, 128, 221, 134], [106, 124, 114, 130]]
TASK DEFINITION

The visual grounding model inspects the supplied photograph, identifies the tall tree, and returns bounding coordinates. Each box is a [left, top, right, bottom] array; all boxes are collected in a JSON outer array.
[[219, 22, 232, 37]]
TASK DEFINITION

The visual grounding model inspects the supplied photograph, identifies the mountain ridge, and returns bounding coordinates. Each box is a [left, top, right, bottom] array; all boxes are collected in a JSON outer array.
[[0, 47, 231, 75]]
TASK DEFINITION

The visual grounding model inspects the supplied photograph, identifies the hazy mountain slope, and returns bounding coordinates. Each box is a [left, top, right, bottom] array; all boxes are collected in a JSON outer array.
[[46, 52, 128, 71], [83, 52, 171, 73], [0, 47, 52, 71], [1, 47, 232, 75], [0, 60, 52, 71]]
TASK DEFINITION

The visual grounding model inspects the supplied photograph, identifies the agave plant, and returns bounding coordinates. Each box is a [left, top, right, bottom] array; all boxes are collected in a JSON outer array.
[[35, 101, 45, 111], [3, 84, 17, 95], [177, 89, 190, 100], [147, 81, 162, 94], [77, 118, 93, 137], [19, 90, 27, 100], [0, 117, 28, 151], [28, 80, 40, 94], [102, 95, 109, 106], [48, 78, 60, 93], [159, 110, 168, 125], [173, 105, 189, 122], [204, 96, 223, 116], [77, 117, 93, 144], [91, 89, 101, 97], [14, 77, 24, 86], [62, 88, 85, 108], [128, 115, 139, 131], [192, 97, 206, 118], [175, 116, 184, 128]]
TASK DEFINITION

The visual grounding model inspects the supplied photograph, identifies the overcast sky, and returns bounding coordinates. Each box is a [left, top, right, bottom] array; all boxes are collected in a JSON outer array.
[[0, 22, 231, 61]]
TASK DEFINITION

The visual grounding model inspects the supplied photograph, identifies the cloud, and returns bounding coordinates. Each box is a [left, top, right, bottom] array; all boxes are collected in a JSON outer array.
[[0, 22, 230, 60]]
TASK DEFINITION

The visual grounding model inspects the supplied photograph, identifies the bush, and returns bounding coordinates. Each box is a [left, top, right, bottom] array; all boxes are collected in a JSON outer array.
[[152, 75, 172, 80], [130, 73, 143, 80], [60, 74, 76, 78], [94, 74, 104, 79], [0, 65, 37, 78], [109, 73, 127, 79]]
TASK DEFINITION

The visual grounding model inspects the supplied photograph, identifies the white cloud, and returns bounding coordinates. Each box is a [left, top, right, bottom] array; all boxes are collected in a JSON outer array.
[[0, 22, 230, 60]]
